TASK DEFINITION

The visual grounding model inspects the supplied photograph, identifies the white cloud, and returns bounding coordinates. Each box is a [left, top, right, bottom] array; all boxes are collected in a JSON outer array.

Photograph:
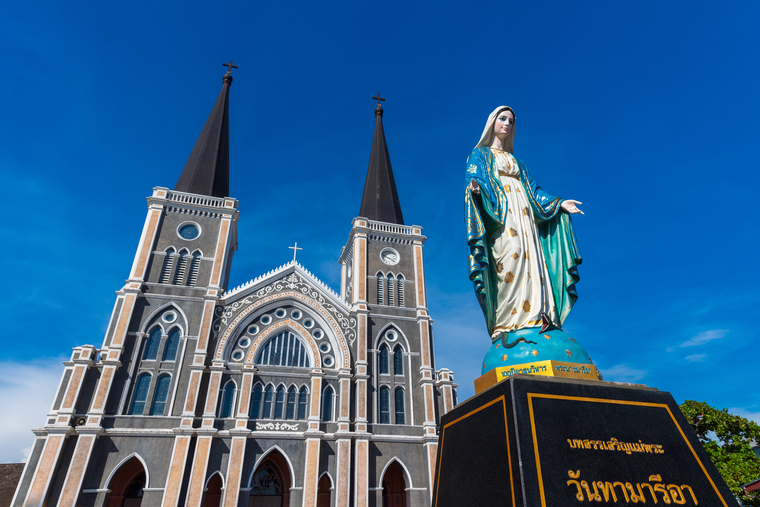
[[678, 329, 728, 348], [727, 407, 760, 425], [0, 358, 65, 463], [685, 353, 707, 362], [600, 364, 647, 383]]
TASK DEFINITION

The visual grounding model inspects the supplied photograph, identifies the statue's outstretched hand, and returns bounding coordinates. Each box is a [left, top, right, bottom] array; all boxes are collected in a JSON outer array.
[[561, 200, 584, 214], [469, 180, 481, 196]]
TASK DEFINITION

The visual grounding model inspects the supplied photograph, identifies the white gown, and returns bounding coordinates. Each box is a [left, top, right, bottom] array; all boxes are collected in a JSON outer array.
[[488, 149, 557, 336]]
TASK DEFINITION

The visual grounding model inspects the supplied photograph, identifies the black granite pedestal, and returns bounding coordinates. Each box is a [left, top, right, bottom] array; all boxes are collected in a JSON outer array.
[[432, 375, 735, 506]]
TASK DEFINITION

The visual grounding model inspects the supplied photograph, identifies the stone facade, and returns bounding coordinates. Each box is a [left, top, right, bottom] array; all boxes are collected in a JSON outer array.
[[11, 92, 457, 507]]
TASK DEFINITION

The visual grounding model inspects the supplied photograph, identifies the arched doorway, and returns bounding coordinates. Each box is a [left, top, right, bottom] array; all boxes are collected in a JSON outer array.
[[105, 457, 146, 507], [316, 474, 332, 507], [382, 461, 407, 507], [203, 473, 223, 507], [249, 451, 291, 507]]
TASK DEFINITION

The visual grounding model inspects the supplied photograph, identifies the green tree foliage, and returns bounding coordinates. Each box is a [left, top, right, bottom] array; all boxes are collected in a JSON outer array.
[[680, 400, 760, 505]]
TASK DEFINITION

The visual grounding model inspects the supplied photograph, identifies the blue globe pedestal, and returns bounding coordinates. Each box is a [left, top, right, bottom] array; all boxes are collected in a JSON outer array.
[[476, 327, 602, 393]]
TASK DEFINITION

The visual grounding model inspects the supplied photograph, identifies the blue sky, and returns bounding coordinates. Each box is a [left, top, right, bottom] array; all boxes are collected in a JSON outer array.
[[1, 1, 759, 462]]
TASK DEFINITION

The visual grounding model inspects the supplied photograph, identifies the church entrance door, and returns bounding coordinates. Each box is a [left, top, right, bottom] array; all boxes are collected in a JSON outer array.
[[104, 457, 146, 507], [316, 474, 331, 507], [382, 461, 407, 507], [248, 453, 291, 507]]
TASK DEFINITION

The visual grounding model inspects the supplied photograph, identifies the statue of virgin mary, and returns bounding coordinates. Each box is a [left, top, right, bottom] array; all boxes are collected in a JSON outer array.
[[465, 106, 584, 346]]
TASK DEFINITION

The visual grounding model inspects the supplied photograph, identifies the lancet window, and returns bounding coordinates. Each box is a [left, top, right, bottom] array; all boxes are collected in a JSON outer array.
[[395, 387, 406, 424], [250, 384, 263, 419], [187, 252, 202, 286], [219, 381, 237, 418], [143, 327, 161, 360], [162, 328, 180, 361], [379, 386, 391, 424], [172, 251, 188, 285], [255, 331, 311, 368], [321, 385, 334, 422], [377, 272, 385, 305], [378, 345, 389, 375], [397, 274, 405, 307], [149, 375, 171, 416], [286, 386, 297, 419], [159, 249, 175, 284], [298, 386, 309, 419], [128, 374, 151, 415], [393, 344, 404, 376], [387, 274, 395, 306], [274, 386, 285, 419]]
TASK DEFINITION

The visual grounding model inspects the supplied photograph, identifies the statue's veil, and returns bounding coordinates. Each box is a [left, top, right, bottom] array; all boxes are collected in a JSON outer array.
[[475, 106, 516, 153]]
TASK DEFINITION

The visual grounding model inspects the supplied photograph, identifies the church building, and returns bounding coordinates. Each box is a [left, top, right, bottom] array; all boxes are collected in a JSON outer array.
[[10, 69, 457, 507]]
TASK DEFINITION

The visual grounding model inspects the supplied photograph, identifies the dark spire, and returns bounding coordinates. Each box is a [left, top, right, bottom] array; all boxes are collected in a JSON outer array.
[[174, 67, 235, 198], [359, 96, 405, 225]]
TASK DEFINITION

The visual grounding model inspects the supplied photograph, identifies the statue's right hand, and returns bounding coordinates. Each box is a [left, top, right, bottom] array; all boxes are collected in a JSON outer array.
[[469, 180, 481, 196]]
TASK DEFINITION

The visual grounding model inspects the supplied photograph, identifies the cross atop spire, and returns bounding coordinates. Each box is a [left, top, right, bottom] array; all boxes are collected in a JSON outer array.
[[223, 60, 238, 74], [372, 93, 385, 106]]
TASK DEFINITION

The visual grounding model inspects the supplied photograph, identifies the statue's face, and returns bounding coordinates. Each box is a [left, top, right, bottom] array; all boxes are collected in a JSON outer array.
[[493, 110, 514, 140]]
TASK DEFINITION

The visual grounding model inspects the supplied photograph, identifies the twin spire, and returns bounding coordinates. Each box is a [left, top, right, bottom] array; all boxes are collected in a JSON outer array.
[[174, 65, 234, 198], [174, 72, 404, 226]]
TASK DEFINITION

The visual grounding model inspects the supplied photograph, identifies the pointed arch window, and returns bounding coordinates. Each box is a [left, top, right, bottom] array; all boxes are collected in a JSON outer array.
[[250, 384, 263, 419], [397, 274, 405, 307], [393, 345, 404, 376], [286, 386, 297, 420], [262, 385, 274, 419], [187, 252, 202, 287], [274, 386, 285, 420], [219, 381, 236, 418], [379, 386, 390, 424], [321, 386, 334, 422], [395, 388, 406, 424], [159, 249, 175, 284], [162, 328, 180, 361], [255, 331, 311, 368], [149, 375, 171, 416], [298, 386, 309, 420], [143, 327, 161, 361], [376, 272, 385, 305], [128, 374, 151, 415], [387, 274, 395, 306], [378, 345, 389, 375], [172, 251, 188, 285]]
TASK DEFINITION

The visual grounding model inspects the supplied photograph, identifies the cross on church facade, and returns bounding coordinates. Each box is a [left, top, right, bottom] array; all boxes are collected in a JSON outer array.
[[289, 242, 303, 262], [223, 60, 239, 74], [373, 93, 385, 106]]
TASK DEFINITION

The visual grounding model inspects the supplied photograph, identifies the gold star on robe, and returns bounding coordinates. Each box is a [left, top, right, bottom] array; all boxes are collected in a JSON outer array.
[[504, 271, 514, 283]]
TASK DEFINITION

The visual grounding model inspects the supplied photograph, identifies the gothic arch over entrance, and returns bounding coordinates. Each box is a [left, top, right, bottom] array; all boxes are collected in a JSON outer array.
[[104, 456, 146, 507], [248, 450, 291, 507], [381, 461, 407, 507]]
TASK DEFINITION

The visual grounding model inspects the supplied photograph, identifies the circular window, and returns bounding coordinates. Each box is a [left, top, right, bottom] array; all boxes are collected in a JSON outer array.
[[313, 329, 324, 340], [323, 355, 335, 367], [291, 310, 302, 320], [162, 311, 177, 323], [303, 318, 314, 328], [231, 349, 245, 361], [238, 337, 251, 348], [248, 325, 259, 335], [177, 223, 201, 240], [275, 308, 286, 319], [261, 315, 272, 325], [386, 330, 398, 342], [319, 342, 331, 353]]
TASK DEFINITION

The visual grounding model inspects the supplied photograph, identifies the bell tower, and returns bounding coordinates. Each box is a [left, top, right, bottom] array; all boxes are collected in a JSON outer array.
[[339, 98, 457, 506]]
